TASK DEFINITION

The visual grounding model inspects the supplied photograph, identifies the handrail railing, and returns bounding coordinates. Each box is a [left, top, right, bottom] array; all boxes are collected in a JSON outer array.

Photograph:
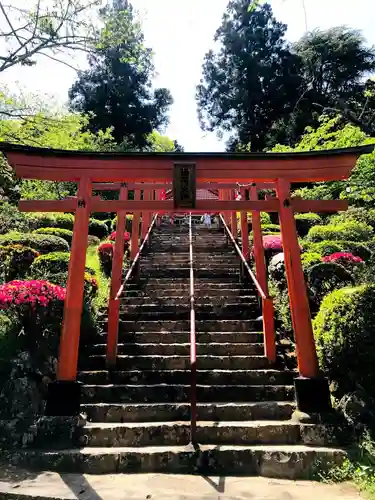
[[219, 214, 276, 363], [115, 213, 158, 300], [189, 212, 197, 445], [219, 214, 268, 299]]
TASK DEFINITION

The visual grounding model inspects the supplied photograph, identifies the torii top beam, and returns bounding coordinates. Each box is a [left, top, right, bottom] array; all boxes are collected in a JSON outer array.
[[1, 142, 373, 183]]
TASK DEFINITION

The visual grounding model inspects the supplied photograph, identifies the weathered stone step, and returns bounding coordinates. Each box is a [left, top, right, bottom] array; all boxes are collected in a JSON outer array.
[[80, 421, 301, 447], [116, 303, 259, 319], [97, 319, 261, 333], [141, 269, 240, 279], [78, 369, 295, 386], [83, 355, 270, 371], [152, 246, 229, 253], [88, 343, 264, 356], [82, 401, 296, 423], [138, 278, 246, 286], [80, 384, 294, 403], [136, 288, 254, 298], [92, 331, 264, 344], [5, 445, 346, 477], [119, 295, 257, 306]]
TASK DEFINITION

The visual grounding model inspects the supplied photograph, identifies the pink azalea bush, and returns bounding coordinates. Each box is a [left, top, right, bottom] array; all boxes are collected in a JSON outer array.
[[0, 280, 65, 310], [109, 231, 131, 242], [97, 242, 114, 277], [322, 252, 364, 266], [262, 235, 283, 251]]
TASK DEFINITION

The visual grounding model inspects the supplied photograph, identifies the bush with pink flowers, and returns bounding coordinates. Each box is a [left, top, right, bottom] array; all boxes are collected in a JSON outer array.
[[109, 231, 131, 242], [97, 242, 114, 277], [322, 252, 364, 266]]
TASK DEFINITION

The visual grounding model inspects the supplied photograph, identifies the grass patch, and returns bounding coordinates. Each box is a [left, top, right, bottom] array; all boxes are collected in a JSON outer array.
[[86, 246, 109, 309], [319, 434, 375, 499]]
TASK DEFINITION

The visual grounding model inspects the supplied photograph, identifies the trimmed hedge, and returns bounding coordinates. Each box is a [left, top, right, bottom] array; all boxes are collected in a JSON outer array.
[[301, 252, 322, 270], [330, 207, 375, 229], [261, 224, 281, 234], [33, 228, 73, 245], [306, 221, 373, 243], [302, 240, 371, 261], [30, 252, 96, 278], [88, 235, 100, 247], [0, 232, 69, 254], [295, 213, 322, 237], [0, 245, 39, 281], [25, 212, 75, 231], [111, 214, 134, 232], [313, 285, 375, 397], [89, 218, 109, 239]]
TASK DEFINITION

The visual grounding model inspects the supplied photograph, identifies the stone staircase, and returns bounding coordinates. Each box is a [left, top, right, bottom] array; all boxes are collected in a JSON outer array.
[[6, 223, 345, 478]]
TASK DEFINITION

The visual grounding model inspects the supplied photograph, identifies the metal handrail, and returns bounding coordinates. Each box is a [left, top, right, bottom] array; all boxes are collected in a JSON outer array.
[[219, 214, 269, 299], [115, 213, 158, 300], [189, 212, 197, 445]]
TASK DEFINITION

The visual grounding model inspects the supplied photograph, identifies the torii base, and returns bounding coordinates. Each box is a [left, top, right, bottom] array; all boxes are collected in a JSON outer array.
[[294, 376, 332, 414], [45, 380, 82, 416]]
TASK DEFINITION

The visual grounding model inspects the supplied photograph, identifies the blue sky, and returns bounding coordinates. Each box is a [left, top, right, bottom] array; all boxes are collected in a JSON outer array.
[[2, 0, 375, 151]]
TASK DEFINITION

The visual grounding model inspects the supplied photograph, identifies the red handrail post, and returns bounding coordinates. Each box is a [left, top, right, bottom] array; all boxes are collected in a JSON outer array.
[[250, 186, 276, 363], [107, 184, 128, 368], [189, 213, 197, 445]]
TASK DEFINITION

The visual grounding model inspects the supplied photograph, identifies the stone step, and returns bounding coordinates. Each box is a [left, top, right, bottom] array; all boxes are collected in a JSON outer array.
[[92, 332, 264, 344], [138, 278, 246, 286], [131, 288, 253, 298], [80, 421, 301, 447], [152, 246, 229, 253], [88, 343, 265, 356], [118, 295, 258, 306], [5, 445, 346, 477], [115, 304, 259, 319], [78, 369, 295, 386], [141, 269, 240, 279], [98, 320, 261, 333], [82, 401, 296, 423], [80, 384, 294, 404], [83, 355, 270, 371]]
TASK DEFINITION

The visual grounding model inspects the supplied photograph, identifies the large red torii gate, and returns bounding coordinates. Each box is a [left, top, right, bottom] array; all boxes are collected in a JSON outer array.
[[2, 142, 373, 417]]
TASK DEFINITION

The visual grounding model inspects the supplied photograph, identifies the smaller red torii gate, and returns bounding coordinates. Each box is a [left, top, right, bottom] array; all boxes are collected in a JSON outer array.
[[2, 142, 373, 418]]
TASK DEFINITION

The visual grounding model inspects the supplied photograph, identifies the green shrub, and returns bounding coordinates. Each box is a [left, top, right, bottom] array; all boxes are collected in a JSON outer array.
[[313, 285, 375, 398], [306, 222, 373, 243], [261, 224, 281, 234], [33, 228, 73, 245], [307, 262, 354, 312], [0, 202, 29, 235], [260, 213, 271, 225], [111, 214, 133, 232], [302, 240, 344, 257], [335, 241, 372, 262], [330, 207, 375, 229], [30, 252, 96, 279], [301, 252, 322, 270], [89, 218, 109, 239], [45, 271, 98, 303], [91, 212, 114, 221], [295, 213, 322, 237], [25, 212, 75, 231], [0, 245, 39, 281], [88, 235, 100, 247], [0, 232, 69, 254]]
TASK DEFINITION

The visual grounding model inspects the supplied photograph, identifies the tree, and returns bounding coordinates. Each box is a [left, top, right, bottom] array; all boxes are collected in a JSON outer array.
[[196, 1, 303, 151], [293, 27, 375, 137], [68, 0, 173, 150], [144, 131, 184, 152], [0, 0, 101, 72]]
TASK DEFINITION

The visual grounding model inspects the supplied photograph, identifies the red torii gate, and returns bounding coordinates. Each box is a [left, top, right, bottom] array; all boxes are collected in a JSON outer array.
[[2, 142, 373, 417]]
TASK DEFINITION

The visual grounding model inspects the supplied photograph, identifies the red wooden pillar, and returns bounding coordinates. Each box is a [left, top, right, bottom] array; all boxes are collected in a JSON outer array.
[[142, 189, 151, 239], [240, 188, 249, 259], [230, 189, 237, 238], [131, 189, 141, 260], [107, 184, 128, 367], [276, 179, 318, 378], [250, 185, 276, 363], [46, 177, 92, 416]]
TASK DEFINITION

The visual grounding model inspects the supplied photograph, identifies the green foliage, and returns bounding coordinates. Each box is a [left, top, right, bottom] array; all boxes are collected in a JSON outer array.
[[306, 221, 373, 243], [261, 224, 280, 234], [330, 206, 375, 229], [295, 213, 322, 237], [25, 212, 75, 231], [0, 245, 39, 281], [260, 213, 271, 225], [0, 232, 69, 254], [30, 252, 71, 278], [313, 285, 375, 398], [88, 235, 100, 247], [0, 202, 29, 235], [33, 228, 73, 245], [85, 246, 109, 309], [301, 252, 322, 270], [112, 214, 133, 232], [89, 218, 109, 239], [69, 1, 173, 149], [197, 1, 302, 151], [303, 239, 372, 261]]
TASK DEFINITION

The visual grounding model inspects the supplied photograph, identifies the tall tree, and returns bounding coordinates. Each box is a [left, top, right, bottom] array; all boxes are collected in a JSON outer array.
[[196, 1, 302, 151], [68, 0, 173, 150], [293, 27, 375, 137], [0, 0, 100, 72]]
